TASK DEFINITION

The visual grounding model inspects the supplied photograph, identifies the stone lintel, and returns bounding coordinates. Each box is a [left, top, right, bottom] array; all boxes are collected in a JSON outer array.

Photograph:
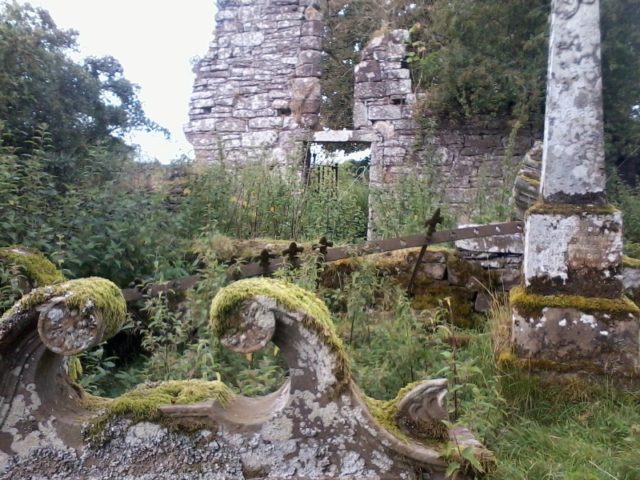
[[541, 0, 606, 202], [511, 288, 640, 376], [312, 130, 379, 144], [523, 205, 623, 298]]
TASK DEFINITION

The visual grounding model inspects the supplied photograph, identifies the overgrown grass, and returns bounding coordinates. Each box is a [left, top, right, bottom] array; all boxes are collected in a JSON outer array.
[[73, 249, 640, 478]]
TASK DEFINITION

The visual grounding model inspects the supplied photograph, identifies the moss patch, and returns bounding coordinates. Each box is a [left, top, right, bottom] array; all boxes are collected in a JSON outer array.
[[0, 246, 65, 286], [518, 174, 540, 187], [365, 381, 447, 444], [498, 349, 640, 389], [510, 286, 639, 319], [193, 235, 315, 263], [412, 284, 476, 328], [210, 278, 351, 388], [623, 255, 640, 269], [527, 201, 618, 216], [2, 277, 127, 340], [84, 379, 234, 438]]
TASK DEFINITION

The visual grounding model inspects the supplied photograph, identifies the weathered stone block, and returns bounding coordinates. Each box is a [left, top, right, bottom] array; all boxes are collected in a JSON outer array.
[[299, 35, 323, 50], [354, 82, 386, 99], [216, 118, 247, 132], [369, 105, 403, 121], [541, 0, 606, 202], [456, 225, 524, 255], [230, 31, 264, 47], [511, 288, 640, 376], [354, 61, 382, 82], [248, 117, 283, 129], [295, 63, 322, 77], [386, 79, 412, 96], [353, 101, 369, 128], [241, 130, 278, 147], [386, 69, 411, 80], [419, 262, 447, 281], [298, 49, 322, 65], [300, 20, 323, 36], [524, 205, 623, 298]]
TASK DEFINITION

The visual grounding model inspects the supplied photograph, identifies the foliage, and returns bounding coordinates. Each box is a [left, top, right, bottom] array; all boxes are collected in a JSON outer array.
[[368, 167, 454, 238], [601, 0, 640, 179], [608, 170, 640, 252], [409, 0, 549, 125], [321, 0, 433, 129], [0, 1, 162, 156], [184, 161, 368, 243], [0, 135, 191, 286]]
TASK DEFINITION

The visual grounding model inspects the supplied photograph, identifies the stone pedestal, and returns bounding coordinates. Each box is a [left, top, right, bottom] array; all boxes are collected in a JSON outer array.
[[523, 205, 623, 298], [511, 0, 640, 378], [511, 288, 640, 376]]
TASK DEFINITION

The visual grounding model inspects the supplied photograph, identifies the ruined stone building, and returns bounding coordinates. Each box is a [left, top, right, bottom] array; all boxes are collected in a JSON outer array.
[[185, 0, 536, 231]]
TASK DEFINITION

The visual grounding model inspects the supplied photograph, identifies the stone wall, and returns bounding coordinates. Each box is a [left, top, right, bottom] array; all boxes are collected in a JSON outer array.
[[352, 30, 536, 224], [185, 0, 324, 165], [432, 119, 535, 215], [186, 7, 537, 224]]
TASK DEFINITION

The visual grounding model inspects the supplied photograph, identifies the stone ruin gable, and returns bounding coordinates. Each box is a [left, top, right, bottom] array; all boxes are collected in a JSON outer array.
[[185, 0, 325, 166], [353, 29, 535, 222]]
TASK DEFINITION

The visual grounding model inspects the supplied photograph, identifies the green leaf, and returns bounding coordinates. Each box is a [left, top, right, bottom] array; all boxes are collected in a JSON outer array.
[[445, 461, 461, 478], [461, 446, 484, 473]]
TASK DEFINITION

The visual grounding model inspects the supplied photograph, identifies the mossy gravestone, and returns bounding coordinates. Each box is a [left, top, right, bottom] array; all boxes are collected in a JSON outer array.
[[512, 0, 640, 377]]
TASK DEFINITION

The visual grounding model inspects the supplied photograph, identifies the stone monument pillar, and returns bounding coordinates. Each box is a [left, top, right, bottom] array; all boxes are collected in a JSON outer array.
[[511, 0, 640, 377]]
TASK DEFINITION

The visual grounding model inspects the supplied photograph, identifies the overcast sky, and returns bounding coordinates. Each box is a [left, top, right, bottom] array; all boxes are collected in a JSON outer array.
[[20, 0, 217, 163]]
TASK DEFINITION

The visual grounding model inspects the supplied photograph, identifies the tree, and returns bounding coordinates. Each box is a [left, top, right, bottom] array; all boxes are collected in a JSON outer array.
[[0, 1, 163, 157], [601, 0, 640, 180]]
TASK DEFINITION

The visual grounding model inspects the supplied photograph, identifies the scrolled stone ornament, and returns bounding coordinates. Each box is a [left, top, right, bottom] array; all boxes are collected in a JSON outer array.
[[0, 277, 493, 479]]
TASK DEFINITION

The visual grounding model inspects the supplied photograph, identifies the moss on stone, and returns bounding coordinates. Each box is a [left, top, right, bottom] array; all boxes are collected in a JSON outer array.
[[527, 201, 618, 216], [622, 255, 640, 269], [210, 278, 351, 387], [2, 277, 127, 340], [0, 246, 65, 286], [518, 174, 540, 187], [412, 285, 476, 328], [193, 234, 315, 263], [84, 379, 234, 438], [365, 381, 421, 444], [497, 349, 639, 390], [365, 380, 447, 444], [510, 286, 639, 319]]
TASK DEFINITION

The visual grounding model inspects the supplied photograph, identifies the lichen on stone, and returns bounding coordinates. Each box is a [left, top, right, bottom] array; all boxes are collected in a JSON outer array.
[[2, 277, 127, 340], [210, 278, 351, 385], [0, 246, 65, 286], [510, 286, 639, 318]]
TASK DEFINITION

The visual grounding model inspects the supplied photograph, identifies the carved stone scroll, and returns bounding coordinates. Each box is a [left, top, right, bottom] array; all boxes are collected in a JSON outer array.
[[1, 277, 493, 479]]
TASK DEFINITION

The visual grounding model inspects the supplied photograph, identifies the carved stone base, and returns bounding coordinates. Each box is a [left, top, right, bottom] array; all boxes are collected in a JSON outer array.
[[511, 288, 640, 376], [523, 205, 624, 298]]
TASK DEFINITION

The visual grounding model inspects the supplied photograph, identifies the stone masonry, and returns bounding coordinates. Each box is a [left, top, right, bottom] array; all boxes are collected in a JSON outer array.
[[186, 2, 535, 228], [511, 0, 640, 377], [352, 30, 535, 230], [185, 0, 325, 165]]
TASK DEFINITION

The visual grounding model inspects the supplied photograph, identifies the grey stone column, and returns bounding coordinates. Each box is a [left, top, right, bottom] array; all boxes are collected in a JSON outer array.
[[512, 0, 640, 377], [541, 0, 606, 203]]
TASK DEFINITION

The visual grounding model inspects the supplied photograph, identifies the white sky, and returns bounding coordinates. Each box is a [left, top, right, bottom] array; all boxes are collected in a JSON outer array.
[[18, 0, 217, 163]]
